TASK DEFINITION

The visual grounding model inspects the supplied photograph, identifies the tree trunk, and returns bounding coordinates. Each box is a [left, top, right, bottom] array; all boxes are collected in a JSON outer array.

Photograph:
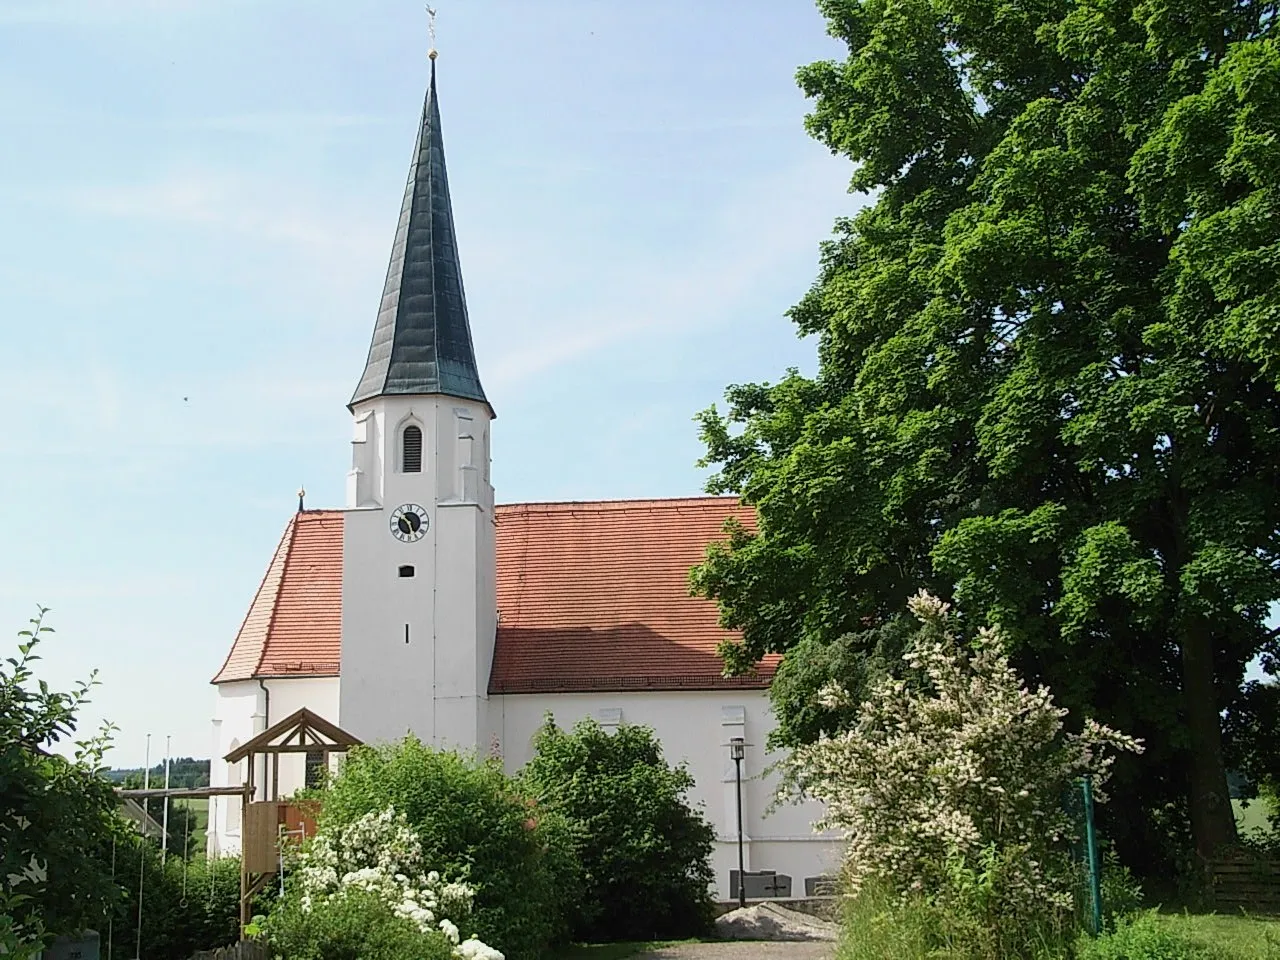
[[1179, 613, 1238, 859]]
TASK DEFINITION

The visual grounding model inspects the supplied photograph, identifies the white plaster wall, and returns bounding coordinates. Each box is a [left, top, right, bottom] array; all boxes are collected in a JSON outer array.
[[341, 394, 495, 753], [207, 676, 340, 856], [493, 690, 843, 901]]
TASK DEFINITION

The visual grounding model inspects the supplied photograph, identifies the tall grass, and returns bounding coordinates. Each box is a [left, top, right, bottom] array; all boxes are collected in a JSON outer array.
[[833, 878, 1073, 960]]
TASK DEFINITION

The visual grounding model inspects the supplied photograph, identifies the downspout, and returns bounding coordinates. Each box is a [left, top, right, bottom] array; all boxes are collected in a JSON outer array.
[[258, 678, 270, 801]]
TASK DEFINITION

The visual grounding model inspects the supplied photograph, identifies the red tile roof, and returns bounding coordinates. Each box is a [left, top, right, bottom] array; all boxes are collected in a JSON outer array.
[[211, 512, 343, 683], [213, 497, 775, 693]]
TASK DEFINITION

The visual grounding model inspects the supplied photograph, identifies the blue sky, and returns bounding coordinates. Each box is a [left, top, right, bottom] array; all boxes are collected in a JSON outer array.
[[0, 1, 860, 765]]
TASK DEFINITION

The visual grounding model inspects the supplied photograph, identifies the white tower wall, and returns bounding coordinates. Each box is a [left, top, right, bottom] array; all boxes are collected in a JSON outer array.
[[340, 394, 495, 751]]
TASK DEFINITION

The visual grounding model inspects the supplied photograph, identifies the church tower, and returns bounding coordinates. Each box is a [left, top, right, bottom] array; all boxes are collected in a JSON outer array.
[[339, 51, 497, 751]]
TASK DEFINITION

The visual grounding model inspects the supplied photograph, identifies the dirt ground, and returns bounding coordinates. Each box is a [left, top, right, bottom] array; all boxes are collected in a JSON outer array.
[[643, 943, 834, 960]]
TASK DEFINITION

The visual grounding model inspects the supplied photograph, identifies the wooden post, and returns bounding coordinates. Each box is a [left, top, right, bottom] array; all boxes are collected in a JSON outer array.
[[240, 784, 251, 937]]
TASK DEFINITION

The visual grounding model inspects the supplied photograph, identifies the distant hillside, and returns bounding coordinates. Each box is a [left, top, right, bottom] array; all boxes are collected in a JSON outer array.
[[105, 757, 210, 789]]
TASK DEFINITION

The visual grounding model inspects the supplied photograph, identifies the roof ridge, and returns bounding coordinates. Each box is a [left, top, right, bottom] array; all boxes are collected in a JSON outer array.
[[496, 495, 741, 511]]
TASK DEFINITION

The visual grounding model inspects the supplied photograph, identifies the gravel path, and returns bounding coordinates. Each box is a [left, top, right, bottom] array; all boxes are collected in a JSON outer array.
[[642, 943, 834, 960]]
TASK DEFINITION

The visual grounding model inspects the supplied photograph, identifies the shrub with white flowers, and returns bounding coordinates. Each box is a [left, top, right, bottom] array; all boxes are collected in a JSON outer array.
[[286, 806, 503, 960], [781, 591, 1143, 919]]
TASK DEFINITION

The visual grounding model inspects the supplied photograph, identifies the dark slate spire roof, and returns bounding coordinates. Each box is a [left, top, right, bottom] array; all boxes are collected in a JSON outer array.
[[350, 59, 489, 410]]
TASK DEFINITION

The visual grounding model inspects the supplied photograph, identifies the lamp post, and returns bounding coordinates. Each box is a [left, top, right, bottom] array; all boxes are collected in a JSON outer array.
[[730, 736, 746, 908]]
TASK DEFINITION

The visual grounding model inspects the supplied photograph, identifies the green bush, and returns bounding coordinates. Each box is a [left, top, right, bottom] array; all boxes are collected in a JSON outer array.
[[261, 887, 454, 960], [1075, 911, 1231, 960], [2, 609, 124, 951], [100, 840, 246, 960], [317, 736, 580, 960], [520, 716, 715, 942]]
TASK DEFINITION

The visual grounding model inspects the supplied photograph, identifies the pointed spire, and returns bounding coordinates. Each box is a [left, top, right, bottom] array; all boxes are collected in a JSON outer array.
[[350, 53, 489, 410]]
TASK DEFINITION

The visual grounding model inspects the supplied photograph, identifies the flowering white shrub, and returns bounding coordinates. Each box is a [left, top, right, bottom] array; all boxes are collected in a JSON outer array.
[[781, 590, 1143, 915], [292, 806, 503, 960]]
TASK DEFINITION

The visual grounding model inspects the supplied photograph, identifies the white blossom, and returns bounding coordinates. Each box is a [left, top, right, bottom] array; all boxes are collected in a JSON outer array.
[[286, 806, 501, 960], [782, 592, 1143, 915]]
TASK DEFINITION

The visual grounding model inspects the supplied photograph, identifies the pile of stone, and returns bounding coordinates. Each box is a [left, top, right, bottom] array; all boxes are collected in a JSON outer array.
[[713, 902, 839, 942]]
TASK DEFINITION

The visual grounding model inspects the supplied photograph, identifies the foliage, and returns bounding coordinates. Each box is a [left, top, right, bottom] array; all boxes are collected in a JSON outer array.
[[262, 887, 455, 960], [693, 0, 1280, 866], [316, 737, 579, 959], [99, 841, 244, 960], [111, 757, 211, 789], [521, 716, 716, 942], [782, 593, 1141, 927], [835, 875, 1072, 960], [1, 608, 126, 948], [273, 806, 500, 959], [1075, 911, 1231, 960], [1097, 850, 1145, 927]]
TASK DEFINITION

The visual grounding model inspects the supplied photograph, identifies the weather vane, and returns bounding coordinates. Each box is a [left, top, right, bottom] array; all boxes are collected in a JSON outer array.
[[426, 5, 438, 60]]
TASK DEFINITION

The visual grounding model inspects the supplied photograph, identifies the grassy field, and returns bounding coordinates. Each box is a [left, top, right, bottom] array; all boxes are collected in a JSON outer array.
[[171, 797, 208, 853], [1157, 912, 1280, 959], [1235, 798, 1277, 839]]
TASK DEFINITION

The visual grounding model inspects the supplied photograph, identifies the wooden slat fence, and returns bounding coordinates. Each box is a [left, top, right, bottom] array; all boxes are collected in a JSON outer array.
[[190, 940, 269, 960], [1208, 855, 1280, 914]]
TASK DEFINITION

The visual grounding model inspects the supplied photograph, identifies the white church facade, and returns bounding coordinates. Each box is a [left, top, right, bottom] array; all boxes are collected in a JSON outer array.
[[207, 55, 842, 902]]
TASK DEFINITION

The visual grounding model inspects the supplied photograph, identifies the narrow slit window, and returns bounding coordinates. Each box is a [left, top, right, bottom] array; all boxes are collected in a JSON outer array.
[[398, 565, 415, 578], [402, 425, 423, 473]]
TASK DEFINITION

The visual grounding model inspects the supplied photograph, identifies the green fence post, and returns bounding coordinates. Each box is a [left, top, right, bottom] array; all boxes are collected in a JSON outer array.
[[1082, 775, 1103, 935]]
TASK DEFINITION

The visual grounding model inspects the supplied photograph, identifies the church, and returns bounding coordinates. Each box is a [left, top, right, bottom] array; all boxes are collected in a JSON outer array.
[[207, 53, 841, 902]]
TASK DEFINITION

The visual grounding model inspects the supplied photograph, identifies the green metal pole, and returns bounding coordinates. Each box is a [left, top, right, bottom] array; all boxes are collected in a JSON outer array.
[[1082, 775, 1103, 935]]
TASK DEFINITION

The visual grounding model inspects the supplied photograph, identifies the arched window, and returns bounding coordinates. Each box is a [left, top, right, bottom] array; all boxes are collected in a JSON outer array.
[[402, 425, 423, 473]]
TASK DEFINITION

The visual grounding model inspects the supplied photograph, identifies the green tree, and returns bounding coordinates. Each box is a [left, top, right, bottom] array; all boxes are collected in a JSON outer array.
[[694, 0, 1280, 864], [521, 716, 716, 942], [1, 608, 126, 950]]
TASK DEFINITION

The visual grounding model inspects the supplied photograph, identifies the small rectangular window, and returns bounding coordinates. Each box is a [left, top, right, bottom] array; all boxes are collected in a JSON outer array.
[[398, 565, 415, 578]]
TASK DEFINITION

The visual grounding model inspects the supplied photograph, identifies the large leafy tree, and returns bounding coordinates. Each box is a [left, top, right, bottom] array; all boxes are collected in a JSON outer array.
[[694, 0, 1279, 863]]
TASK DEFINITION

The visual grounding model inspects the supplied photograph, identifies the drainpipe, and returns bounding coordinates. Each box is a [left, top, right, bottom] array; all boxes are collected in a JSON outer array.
[[258, 679, 270, 801]]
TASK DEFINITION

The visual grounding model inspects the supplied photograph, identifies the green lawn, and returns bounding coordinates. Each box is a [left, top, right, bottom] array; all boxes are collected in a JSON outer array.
[[1235, 798, 1277, 839], [1157, 912, 1280, 959]]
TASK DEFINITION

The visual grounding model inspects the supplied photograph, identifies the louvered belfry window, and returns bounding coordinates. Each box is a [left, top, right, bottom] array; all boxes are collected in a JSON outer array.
[[403, 425, 423, 473]]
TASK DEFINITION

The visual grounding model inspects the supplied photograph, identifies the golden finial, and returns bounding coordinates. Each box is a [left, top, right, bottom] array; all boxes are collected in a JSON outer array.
[[426, 5, 438, 60]]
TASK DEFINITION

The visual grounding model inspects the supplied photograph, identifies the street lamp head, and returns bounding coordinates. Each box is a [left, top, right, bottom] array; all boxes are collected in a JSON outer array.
[[729, 736, 745, 761]]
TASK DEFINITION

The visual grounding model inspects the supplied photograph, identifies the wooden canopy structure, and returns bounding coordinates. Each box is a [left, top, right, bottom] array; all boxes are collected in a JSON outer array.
[[225, 706, 362, 803], [223, 708, 362, 935]]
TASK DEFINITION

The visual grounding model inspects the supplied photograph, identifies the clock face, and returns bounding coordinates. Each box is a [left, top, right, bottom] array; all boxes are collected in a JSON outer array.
[[390, 503, 429, 543]]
